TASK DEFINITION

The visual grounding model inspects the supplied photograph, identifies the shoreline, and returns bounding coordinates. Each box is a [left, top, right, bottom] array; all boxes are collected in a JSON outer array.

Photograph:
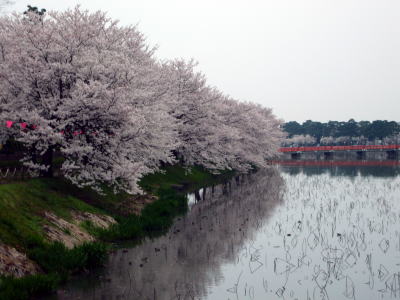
[[0, 165, 235, 300]]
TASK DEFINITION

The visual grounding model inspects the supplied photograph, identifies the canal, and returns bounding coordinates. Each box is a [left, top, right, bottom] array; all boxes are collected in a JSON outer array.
[[52, 163, 400, 300]]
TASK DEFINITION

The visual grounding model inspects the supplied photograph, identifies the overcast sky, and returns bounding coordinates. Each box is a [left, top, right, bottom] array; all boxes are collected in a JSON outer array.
[[6, 0, 400, 122]]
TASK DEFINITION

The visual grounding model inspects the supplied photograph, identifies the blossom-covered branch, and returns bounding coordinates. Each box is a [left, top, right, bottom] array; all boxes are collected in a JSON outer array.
[[0, 7, 284, 194]]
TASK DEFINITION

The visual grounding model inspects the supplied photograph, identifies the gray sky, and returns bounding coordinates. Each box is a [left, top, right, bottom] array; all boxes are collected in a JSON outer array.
[[6, 0, 400, 122]]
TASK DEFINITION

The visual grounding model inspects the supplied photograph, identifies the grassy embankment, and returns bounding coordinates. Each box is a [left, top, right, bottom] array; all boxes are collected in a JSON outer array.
[[0, 163, 234, 299]]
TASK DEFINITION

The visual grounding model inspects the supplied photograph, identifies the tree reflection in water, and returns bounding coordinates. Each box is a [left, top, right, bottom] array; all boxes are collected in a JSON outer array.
[[56, 167, 284, 300], [56, 166, 400, 300]]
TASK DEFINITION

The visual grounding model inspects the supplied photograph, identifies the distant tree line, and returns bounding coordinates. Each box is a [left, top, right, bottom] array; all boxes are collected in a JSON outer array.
[[283, 119, 400, 146]]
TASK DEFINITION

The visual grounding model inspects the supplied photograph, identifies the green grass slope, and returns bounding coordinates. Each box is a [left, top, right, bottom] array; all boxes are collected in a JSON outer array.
[[0, 164, 234, 299]]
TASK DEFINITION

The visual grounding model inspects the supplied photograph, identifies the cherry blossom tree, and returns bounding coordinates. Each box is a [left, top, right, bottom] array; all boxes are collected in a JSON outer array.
[[383, 133, 400, 145], [162, 59, 229, 170], [319, 136, 335, 146], [0, 7, 178, 194], [0, 6, 284, 194], [282, 134, 316, 147], [212, 98, 285, 172], [163, 59, 284, 172], [320, 135, 370, 146]]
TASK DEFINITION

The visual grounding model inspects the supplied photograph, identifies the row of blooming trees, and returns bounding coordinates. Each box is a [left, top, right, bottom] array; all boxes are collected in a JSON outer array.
[[283, 134, 400, 147], [281, 134, 316, 147], [320, 135, 400, 146], [0, 7, 284, 194], [284, 120, 400, 142]]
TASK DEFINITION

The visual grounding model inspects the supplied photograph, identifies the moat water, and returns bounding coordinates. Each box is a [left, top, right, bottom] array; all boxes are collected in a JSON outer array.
[[52, 162, 400, 300]]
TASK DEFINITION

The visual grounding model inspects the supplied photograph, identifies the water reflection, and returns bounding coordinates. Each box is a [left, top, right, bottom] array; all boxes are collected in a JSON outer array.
[[54, 164, 400, 300], [55, 168, 285, 300], [255, 167, 400, 300], [281, 163, 400, 177]]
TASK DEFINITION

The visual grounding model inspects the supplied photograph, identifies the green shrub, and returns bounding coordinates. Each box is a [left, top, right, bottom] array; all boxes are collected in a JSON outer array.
[[140, 189, 187, 232], [0, 273, 60, 300], [98, 214, 142, 241], [98, 188, 188, 241], [28, 241, 108, 274], [77, 242, 108, 268]]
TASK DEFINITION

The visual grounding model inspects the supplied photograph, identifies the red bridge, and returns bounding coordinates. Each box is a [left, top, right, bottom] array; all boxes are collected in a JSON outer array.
[[279, 145, 400, 160], [280, 144, 400, 153]]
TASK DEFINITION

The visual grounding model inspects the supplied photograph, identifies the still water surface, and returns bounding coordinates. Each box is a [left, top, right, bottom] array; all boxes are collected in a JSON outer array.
[[56, 164, 400, 300]]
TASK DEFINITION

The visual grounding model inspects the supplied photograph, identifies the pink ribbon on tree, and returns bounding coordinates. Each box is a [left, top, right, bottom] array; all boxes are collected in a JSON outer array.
[[6, 121, 13, 128], [20, 122, 27, 129]]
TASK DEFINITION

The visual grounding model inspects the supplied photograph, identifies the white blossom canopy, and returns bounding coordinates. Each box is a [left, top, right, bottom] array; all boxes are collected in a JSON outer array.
[[0, 7, 178, 194], [0, 7, 284, 194]]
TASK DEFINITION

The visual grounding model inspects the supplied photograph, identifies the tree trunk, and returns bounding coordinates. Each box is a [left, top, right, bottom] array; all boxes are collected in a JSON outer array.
[[41, 147, 53, 177], [194, 190, 201, 202], [235, 176, 240, 185], [31, 146, 37, 165], [222, 183, 228, 195]]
